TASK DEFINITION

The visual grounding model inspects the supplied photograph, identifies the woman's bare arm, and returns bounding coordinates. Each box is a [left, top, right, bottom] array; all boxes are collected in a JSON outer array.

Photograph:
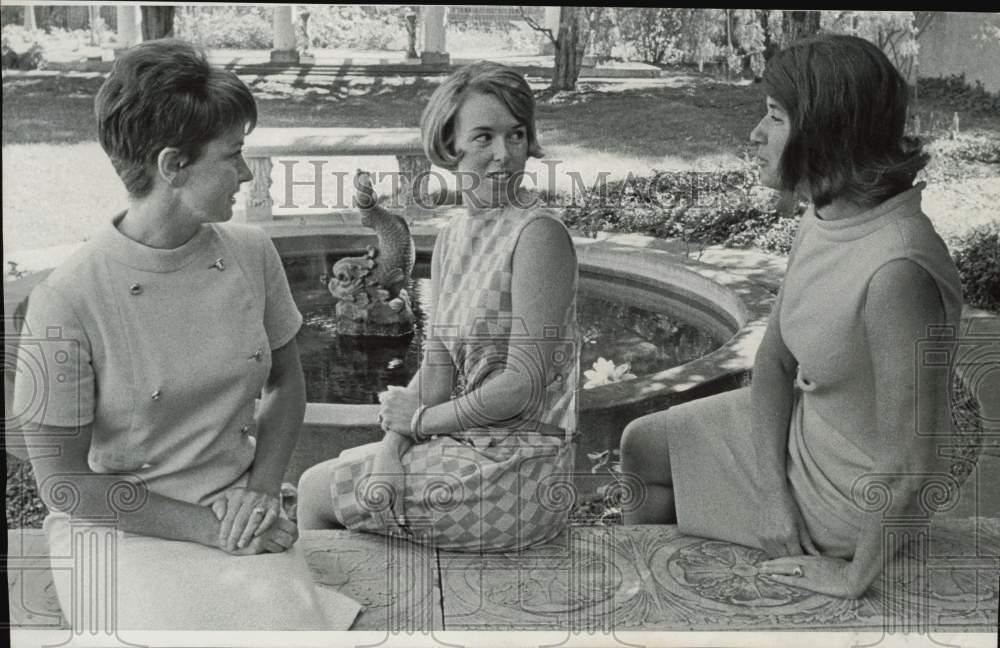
[[405, 232, 455, 408], [762, 259, 948, 597], [415, 217, 575, 438], [247, 339, 305, 496], [28, 423, 222, 547], [845, 259, 946, 594]]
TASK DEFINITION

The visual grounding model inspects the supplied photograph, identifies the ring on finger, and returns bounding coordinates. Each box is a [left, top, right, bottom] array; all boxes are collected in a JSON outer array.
[[252, 506, 266, 516], [791, 565, 803, 577]]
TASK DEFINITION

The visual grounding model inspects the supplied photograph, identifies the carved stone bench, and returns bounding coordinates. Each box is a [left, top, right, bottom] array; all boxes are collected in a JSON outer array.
[[8, 521, 998, 632]]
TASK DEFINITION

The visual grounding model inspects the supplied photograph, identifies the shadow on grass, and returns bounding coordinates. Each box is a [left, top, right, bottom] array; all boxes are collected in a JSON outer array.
[[537, 77, 764, 162], [2, 69, 763, 161], [1, 72, 443, 144], [7, 68, 996, 164]]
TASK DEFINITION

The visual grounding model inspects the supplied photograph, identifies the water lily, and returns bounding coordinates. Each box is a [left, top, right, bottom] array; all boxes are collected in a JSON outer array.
[[583, 357, 637, 389]]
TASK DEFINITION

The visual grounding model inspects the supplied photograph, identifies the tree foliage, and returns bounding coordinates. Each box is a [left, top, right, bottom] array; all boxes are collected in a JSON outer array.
[[611, 8, 683, 66], [584, 9, 938, 83], [818, 11, 929, 81]]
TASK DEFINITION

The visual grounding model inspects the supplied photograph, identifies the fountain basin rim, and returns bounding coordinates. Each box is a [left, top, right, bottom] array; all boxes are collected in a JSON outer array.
[[269, 221, 776, 422]]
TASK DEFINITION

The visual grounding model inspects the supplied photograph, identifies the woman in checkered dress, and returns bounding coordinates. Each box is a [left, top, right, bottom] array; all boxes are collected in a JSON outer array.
[[298, 62, 579, 552]]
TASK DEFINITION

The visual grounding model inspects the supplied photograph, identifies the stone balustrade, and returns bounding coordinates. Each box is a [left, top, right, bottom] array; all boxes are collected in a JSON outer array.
[[238, 127, 432, 223]]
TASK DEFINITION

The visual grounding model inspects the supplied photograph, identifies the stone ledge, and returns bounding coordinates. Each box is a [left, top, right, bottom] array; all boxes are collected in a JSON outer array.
[[8, 520, 999, 632], [244, 127, 423, 158]]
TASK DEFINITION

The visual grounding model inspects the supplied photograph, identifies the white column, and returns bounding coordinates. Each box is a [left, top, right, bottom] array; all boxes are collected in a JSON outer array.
[[421, 5, 449, 65], [116, 5, 138, 49], [541, 6, 561, 55], [270, 5, 299, 63], [23, 5, 37, 30], [88, 5, 101, 46]]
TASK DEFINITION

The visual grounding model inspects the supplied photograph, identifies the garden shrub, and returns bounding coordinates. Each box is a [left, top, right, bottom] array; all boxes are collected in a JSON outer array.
[[446, 20, 543, 55], [305, 5, 408, 51], [2, 25, 45, 70], [918, 74, 1000, 115], [951, 222, 1000, 313], [175, 6, 272, 50], [937, 135, 1000, 166], [554, 163, 804, 257], [746, 214, 801, 256], [6, 455, 47, 529]]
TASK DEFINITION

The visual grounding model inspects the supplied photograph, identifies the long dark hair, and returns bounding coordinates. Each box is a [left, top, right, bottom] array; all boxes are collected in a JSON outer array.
[[762, 34, 928, 208]]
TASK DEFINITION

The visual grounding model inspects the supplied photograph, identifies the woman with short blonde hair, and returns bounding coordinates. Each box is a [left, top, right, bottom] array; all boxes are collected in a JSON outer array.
[[299, 62, 580, 552]]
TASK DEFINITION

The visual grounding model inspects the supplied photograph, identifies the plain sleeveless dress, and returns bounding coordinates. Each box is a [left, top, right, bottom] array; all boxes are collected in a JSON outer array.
[[329, 200, 580, 552], [663, 184, 962, 557]]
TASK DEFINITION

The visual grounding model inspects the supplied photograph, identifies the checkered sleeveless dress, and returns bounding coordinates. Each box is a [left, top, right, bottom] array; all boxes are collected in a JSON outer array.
[[329, 200, 579, 552]]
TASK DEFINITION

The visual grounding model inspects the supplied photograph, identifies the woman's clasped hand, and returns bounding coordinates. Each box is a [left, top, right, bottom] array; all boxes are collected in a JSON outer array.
[[211, 486, 289, 553], [377, 385, 422, 440]]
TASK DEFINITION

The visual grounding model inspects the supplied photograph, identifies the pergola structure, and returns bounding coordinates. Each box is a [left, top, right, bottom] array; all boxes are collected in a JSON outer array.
[[105, 4, 563, 64]]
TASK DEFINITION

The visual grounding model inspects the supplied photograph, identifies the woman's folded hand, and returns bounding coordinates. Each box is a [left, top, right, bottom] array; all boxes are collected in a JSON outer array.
[[377, 385, 421, 441], [220, 516, 299, 556], [212, 486, 283, 552]]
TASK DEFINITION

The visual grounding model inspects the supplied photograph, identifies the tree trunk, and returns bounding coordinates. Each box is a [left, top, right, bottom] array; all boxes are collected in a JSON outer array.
[[786, 10, 820, 43], [551, 6, 589, 92], [141, 6, 175, 41], [761, 11, 779, 62]]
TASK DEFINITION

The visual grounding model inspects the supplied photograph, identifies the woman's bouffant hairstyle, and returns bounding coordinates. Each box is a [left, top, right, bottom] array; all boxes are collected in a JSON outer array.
[[94, 39, 257, 198], [762, 34, 928, 208], [420, 61, 543, 169]]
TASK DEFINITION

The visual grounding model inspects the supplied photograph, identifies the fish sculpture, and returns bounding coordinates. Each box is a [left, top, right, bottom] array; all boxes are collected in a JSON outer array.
[[356, 170, 416, 298], [325, 170, 416, 336]]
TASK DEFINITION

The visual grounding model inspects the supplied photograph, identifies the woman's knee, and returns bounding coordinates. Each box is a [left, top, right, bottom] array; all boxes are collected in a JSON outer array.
[[297, 459, 335, 507], [620, 411, 672, 468]]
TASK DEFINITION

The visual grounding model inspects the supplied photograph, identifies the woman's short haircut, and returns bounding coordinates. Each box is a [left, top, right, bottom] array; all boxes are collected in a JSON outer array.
[[94, 38, 257, 198], [762, 33, 928, 208], [420, 61, 543, 169]]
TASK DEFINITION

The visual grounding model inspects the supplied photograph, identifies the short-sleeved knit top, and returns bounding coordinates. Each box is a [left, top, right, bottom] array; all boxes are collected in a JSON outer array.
[[12, 214, 302, 506]]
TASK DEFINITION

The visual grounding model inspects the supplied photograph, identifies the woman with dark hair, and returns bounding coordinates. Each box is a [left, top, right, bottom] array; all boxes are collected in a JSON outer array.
[[620, 34, 962, 598], [12, 39, 348, 629], [298, 61, 579, 552]]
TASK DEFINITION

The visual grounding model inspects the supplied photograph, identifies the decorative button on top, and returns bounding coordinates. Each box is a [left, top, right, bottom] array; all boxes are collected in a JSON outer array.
[[249, 346, 264, 361], [151, 390, 162, 400], [209, 258, 226, 271], [240, 424, 251, 434], [129, 283, 143, 295]]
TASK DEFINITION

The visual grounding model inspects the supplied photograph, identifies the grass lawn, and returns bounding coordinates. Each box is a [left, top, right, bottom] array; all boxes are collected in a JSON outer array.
[[3, 69, 998, 257]]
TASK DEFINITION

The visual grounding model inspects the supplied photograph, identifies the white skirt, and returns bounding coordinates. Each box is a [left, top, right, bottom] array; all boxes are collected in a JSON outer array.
[[43, 512, 347, 631]]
